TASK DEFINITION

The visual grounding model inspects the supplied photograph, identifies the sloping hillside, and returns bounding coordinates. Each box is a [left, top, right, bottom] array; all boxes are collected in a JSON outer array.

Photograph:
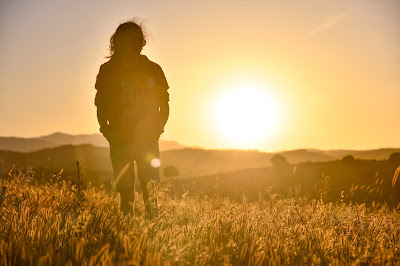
[[322, 148, 400, 160], [0, 145, 337, 179], [1, 144, 398, 184], [0, 132, 186, 152], [172, 158, 400, 204]]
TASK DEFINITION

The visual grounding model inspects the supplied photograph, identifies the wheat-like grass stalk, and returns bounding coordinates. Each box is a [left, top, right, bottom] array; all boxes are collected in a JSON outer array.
[[392, 165, 400, 187]]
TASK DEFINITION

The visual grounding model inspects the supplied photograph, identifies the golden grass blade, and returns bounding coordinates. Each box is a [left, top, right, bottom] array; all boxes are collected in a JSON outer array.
[[392, 165, 400, 187], [112, 162, 131, 190]]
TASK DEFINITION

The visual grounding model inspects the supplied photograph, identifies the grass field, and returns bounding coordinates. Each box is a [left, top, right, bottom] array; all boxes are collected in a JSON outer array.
[[0, 167, 399, 265]]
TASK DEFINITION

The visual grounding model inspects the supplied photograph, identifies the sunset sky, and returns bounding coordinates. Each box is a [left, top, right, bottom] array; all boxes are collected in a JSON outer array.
[[0, 0, 399, 152]]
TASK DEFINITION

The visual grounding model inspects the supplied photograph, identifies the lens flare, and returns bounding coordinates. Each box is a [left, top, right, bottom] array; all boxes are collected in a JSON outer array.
[[151, 158, 161, 168]]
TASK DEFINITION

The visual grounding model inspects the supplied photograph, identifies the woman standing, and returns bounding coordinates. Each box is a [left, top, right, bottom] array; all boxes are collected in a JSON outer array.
[[94, 19, 170, 218]]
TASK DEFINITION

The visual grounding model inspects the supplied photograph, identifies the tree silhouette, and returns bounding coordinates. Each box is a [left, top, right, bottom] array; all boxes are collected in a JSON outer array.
[[271, 154, 289, 168], [389, 152, 400, 162], [342, 155, 355, 163], [163, 165, 180, 178]]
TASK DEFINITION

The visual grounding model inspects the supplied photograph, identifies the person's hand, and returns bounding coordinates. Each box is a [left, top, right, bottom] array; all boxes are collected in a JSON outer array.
[[135, 119, 164, 141], [153, 118, 165, 139], [155, 118, 165, 137]]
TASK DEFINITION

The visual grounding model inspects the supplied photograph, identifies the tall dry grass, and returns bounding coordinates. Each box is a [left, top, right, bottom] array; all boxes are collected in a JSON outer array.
[[0, 166, 399, 265]]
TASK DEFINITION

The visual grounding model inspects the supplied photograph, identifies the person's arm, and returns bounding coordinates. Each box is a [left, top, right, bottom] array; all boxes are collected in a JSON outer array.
[[159, 100, 169, 129], [97, 107, 108, 129], [94, 64, 109, 132], [155, 64, 170, 132]]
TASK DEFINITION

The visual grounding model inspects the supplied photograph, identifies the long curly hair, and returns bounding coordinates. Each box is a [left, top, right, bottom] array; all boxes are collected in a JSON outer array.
[[105, 18, 148, 59]]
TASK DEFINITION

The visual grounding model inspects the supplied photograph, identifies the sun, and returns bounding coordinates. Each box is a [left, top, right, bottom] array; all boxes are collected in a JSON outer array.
[[213, 82, 280, 148]]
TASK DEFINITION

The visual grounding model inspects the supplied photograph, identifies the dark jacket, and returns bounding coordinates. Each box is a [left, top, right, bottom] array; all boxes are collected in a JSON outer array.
[[94, 54, 169, 139]]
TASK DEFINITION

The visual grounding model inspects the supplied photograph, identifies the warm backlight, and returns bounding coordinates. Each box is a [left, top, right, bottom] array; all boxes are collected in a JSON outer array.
[[213, 82, 281, 148]]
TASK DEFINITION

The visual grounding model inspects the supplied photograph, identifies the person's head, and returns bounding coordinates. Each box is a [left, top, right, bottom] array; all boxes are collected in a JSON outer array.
[[106, 19, 147, 58]]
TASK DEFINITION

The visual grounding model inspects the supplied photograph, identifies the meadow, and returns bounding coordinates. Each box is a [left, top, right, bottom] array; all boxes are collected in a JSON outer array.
[[0, 165, 399, 265]]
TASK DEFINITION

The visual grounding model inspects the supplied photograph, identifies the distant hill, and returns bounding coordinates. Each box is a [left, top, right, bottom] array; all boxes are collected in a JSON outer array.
[[0, 132, 187, 152], [172, 157, 400, 204], [0, 144, 339, 181], [322, 148, 400, 160], [279, 149, 334, 163], [1, 142, 398, 183], [0, 145, 271, 180], [160, 148, 336, 179], [0, 144, 112, 173]]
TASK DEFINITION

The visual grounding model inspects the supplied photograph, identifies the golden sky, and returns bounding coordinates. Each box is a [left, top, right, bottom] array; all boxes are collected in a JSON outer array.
[[0, 0, 399, 151]]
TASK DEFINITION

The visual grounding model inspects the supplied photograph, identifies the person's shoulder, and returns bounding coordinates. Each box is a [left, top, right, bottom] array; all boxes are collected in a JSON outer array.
[[95, 58, 113, 91], [141, 55, 164, 72], [141, 55, 169, 89], [98, 58, 113, 71]]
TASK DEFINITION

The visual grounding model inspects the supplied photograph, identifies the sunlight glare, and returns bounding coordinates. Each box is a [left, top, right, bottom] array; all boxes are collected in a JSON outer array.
[[213, 82, 280, 148]]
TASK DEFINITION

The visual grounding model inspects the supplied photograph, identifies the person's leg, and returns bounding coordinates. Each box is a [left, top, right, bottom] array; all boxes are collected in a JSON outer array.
[[119, 186, 135, 215], [109, 140, 135, 215], [135, 139, 160, 219]]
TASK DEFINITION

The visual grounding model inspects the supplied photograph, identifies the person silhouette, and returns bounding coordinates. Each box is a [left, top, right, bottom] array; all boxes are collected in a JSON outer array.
[[94, 19, 169, 218]]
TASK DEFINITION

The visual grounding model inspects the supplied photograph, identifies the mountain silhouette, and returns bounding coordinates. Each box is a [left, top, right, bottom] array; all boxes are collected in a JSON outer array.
[[0, 132, 186, 152]]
